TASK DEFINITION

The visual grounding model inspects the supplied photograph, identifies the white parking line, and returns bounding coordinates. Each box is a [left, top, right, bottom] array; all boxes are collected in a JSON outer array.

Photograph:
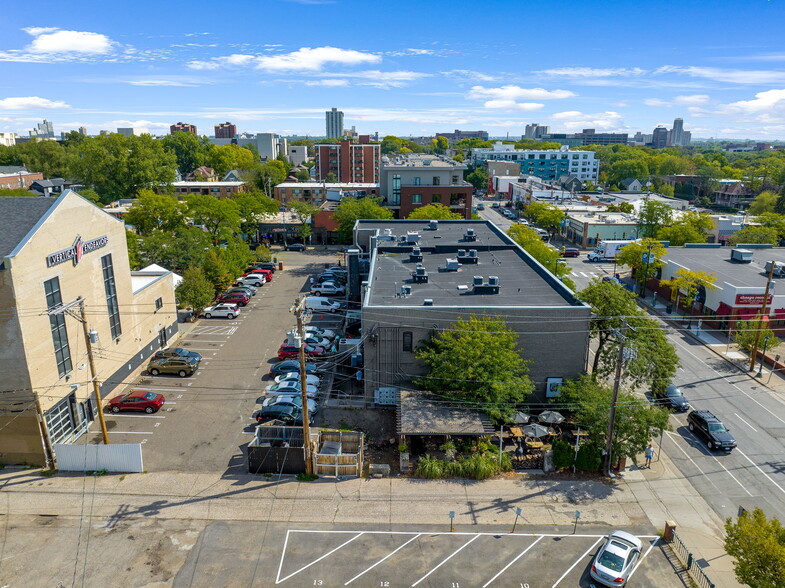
[[482, 535, 543, 587], [343, 534, 422, 585], [108, 431, 154, 435], [551, 536, 603, 587], [109, 414, 166, 419], [276, 532, 363, 584], [134, 387, 182, 392], [411, 535, 480, 586], [734, 413, 758, 432]]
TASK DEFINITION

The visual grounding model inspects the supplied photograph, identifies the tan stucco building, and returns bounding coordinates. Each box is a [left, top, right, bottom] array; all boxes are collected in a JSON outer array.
[[0, 191, 179, 465]]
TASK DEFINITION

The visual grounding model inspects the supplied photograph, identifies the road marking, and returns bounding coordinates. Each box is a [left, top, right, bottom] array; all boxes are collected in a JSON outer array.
[[154, 422, 161, 427], [737, 448, 785, 496], [181, 340, 227, 343], [482, 535, 543, 587], [108, 414, 166, 419], [552, 536, 603, 587], [108, 431, 154, 435], [276, 532, 363, 584], [344, 534, 423, 585], [664, 432, 722, 493], [133, 387, 182, 392], [411, 534, 480, 587], [734, 413, 758, 432], [710, 455, 753, 497]]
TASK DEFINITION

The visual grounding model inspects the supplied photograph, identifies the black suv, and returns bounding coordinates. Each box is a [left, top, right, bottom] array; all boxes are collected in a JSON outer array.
[[245, 262, 276, 274], [687, 410, 736, 451], [653, 384, 690, 412]]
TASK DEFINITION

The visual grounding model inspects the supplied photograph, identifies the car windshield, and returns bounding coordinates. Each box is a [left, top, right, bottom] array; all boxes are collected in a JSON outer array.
[[667, 389, 682, 397], [598, 549, 625, 572], [708, 423, 727, 433], [144, 392, 158, 401]]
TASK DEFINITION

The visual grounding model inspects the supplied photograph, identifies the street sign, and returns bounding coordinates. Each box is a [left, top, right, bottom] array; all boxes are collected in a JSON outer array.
[[575, 510, 581, 519], [516, 507, 522, 516], [448, 511, 455, 519]]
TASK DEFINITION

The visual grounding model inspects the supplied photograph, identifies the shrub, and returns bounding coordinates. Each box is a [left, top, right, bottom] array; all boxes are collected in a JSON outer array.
[[459, 453, 501, 480], [575, 443, 603, 472], [552, 439, 574, 469], [441, 441, 457, 461], [416, 455, 445, 479]]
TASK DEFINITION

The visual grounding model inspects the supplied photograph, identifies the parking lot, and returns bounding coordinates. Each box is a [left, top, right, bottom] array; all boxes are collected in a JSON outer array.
[[81, 249, 346, 472]]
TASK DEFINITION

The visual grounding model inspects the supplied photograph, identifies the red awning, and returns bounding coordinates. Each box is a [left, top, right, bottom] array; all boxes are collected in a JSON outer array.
[[716, 302, 732, 316]]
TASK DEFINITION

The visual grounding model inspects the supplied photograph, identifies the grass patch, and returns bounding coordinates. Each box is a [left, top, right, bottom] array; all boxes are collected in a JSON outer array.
[[85, 469, 108, 476], [296, 473, 319, 482], [337, 420, 353, 431], [39, 469, 58, 477], [119, 475, 126, 482]]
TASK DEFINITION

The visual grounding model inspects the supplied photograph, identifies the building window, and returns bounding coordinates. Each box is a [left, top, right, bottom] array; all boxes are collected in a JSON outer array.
[[432, 176, 440, 186], [101, 254, 122, 339], [402, 331, 413, 352], [391, 174, 401, 206], [413, 177, 421, 186], [44, 277, 72, 378], [412, 194, 422, 204], [452, 175, 459, 184], [431, 194, 442, 203], [155, 297, 163, 311]]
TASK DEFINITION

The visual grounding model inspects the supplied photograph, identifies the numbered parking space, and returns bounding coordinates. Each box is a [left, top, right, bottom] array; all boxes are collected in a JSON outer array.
[[274, 528, 671, 587]]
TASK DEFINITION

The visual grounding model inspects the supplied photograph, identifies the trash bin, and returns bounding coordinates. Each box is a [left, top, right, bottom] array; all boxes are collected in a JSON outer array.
[[278, 261, 283, 271], [666, 303, 673, 314]]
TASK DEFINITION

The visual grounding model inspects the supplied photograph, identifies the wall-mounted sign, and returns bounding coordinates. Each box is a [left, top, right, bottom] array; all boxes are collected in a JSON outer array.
[[47, 235, 108, 267], [735, 293, 773, 306]]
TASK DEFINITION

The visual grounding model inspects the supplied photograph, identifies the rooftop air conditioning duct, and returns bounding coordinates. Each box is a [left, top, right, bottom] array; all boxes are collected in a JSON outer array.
[[464, 229, 477, 242], [423, 299, 434, 305], [407, 231, 421, 243], [458, 249, 466, 257], [469, 249, 478, 257], [488, 276, 499, 286], [400, 285, 412, 297], [429, 220, 439, 230], [473, 275, 483, 287], [445, 258, 460, 271], [410, 246, 423, 262]]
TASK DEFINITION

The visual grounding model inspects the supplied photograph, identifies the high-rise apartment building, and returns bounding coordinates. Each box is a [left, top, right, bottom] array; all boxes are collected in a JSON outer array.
[[524, 123, 550, 140], [170, 122, 197, 135], [651, 126, 669, 149], [325, 107, 344, 139], [214, 122, 237, 139], [29, 120, 54, 139], [78, 127, 87, 136], [435, 129, 489, 142], [314, 140, 380, 183]]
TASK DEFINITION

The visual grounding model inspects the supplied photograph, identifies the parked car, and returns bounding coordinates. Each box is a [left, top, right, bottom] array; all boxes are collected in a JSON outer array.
[[302, 335, 332, 349], [311, 281, 346, 296], [491, 202, 500, 208], [316, 272, 347, 285], [304, 297, 341, 313], [147, 357, 198, 377], [202, 303, 240, 319], [152, 347, 203, 363], [265, 381, 319, 397], [243, 268, 273, 282], [252, 404, 311, 426], [268, 360, 323, 376], [324, 267, 348, 277], [260, 394, 319, 414], [285, 243, 306, 251], [476, 203, 485, 210], [688, 410, 736, 451], [590, 530, 642, 587], [274, 372, 321, 387], [653, 384, 690, 412], [563, 248, 580, 258], [217, 292, 250, 307], [236, 275, 265, 287], [226, 286, 257, 298], [108, 390, 165, 414], [304, 326, 337, 340], [248, 261, 276, 273], [277, 343, 325, 360]]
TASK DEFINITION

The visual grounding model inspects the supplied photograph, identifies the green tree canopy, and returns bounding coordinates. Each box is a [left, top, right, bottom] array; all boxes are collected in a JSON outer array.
[[466, 167, 488, 191], [555, 376, 670, 465], [233, 189, 279, 236], [661, 268, 718, 309], [415, 315, 534, 422], [725, 507, 785, 588], [656, 212, 713, 246], [730, 225, 779, 246], [16, 139, 72, 179], [288, 200, 321, 241], [734, 319, 780, 354], [331, 197, 393, 240], [524, 202, 566, 234], [160, 131, 207, 176], [185, 194, 241, 244], [124, 189, 185, 235], [749, 191, 778, 215], [175, 266, 215, 311], [615, 238, 667, 290], [137, 226, 212, 272], [407, 203, 463, 220], [507, 224, 575, 289], [637, 200, 673, 238], [755, 213, 785, 240], [245, 159, 288, 195], [203, 143, 259, 176]]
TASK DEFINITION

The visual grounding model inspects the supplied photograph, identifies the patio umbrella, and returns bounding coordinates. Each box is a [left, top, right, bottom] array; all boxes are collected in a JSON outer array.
[[538, 410, 565, 425], [522, 423, 549, 439], [511, 411, 531, 424]]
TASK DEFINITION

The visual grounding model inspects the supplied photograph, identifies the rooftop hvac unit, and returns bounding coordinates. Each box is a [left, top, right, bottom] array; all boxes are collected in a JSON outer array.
[[445, 258, 460, 271], [415, 264, 427, 276], [407, 231, 421, 243], [409, 247, 423, 262], [384, 228, 392, 236], [400, 284, 412, 297], [488, 276, 499, 286], [412, 264, 429, 283], [473, 275, 483, 286], [399, 235, 407, 243], [469, 249, 478, 257], [457, 248, 479, 264], [423, 299, 434, 305], [464, 229, 477, 242], [458, 249, 466, 257], [429, 220, 439, 230]]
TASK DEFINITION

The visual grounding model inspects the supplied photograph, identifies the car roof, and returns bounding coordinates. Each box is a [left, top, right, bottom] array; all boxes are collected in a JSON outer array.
[[125, 390, 155, 399], [608, 530, 642, 549]]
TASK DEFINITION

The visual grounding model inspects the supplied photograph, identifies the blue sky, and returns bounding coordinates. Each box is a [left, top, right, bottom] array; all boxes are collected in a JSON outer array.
[[2, 0, 785, 140]]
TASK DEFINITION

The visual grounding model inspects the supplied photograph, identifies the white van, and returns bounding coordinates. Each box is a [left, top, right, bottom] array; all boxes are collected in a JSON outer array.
[[305, 296, 341, 313]]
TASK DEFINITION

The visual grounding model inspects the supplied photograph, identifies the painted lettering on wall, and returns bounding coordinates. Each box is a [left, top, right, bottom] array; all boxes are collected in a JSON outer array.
[[46, 235, 109, 267], [735, 293, 773, 305]]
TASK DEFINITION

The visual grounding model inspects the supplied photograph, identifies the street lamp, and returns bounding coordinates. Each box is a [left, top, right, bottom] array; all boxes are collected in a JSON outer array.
[[758, 335, 771, 377]]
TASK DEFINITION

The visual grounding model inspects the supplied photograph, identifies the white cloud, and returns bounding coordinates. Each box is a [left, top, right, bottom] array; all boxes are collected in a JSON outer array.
[[105, 119, 172, 131], [536, 67, 647, 78], [644, 98, 670, 107], [304, 79, 349, 87], [550, 110, 624, 131], [0, 96, 70, 110], [442, 69, 498, 82], [468, 85, 576, 100], [187, 53, 256, 70], [481, 100, 544, 111], [306, 70, 430, 89], [187, 46, 380, 72], [24, 28, 114, 54], [656, 65, 785, 85], [127, 79, 202, 87], [645, 94, 710, 107], [727, 89, 785, 113]]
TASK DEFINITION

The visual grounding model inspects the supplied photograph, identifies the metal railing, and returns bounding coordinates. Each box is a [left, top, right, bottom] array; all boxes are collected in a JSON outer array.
[[670, 530, 716, 588]]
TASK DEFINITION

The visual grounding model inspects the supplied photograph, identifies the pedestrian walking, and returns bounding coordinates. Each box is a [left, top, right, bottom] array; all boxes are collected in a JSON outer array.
[[644, 443, 654, 468], [309, 276, 314, 287]]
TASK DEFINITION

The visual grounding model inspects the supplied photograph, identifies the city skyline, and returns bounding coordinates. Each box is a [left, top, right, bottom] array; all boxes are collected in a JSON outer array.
[[1, 0, 785, 140]]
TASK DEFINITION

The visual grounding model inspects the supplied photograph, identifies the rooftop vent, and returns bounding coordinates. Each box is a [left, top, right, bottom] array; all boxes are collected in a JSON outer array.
[[464, 228, 477, 242], [407, 231, 421, 243], [473, 275, 483, 286], [412, 263, 429, 283], [409, 246, 423, 262], [445, 258, 460, 271], [473, 276, 501, 295], [423, 298, 434, 305], [488, 276, 499, 286], [469, 249, 478, 257], [400, 284, 412, 297], [457, 248, 479, 264], [384, 228, 392, 236], [458, 249, 466, 257], [429, 220, 439, 231], [398, 235, 407, 243]]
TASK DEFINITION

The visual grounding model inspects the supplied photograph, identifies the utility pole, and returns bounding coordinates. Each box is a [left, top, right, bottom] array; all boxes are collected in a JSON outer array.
[[604, 322, 629, 477], [34, 396, 55, 468], [748, 261, 776, 372], [80, 301, 110, 445], [293, 298, 314, 475]]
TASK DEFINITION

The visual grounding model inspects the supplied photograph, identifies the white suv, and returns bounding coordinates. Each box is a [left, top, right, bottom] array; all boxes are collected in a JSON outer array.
[[202, 303, 240, 319], [237, 275, 265, 287]]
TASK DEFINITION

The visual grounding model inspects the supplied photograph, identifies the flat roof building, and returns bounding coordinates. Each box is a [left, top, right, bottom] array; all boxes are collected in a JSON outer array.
[[353, 219, 591, 404], [473, 143, 599, 183]]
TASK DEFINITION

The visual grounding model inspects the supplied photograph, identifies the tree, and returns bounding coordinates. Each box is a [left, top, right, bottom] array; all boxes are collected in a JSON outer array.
[[203, 143, 258, 176], [201, 249, 234, 294], [407, 203, 462, 220], [556, 376, 670, 466], [466, 167, 489, 191], [233, 190, 279, 237], [749, 191, 778, 215], [255, 244, 272, 262], [615, 238, 667, 292], [161, 131, 207, 175], [16, 139, 72, 179], [245, 160, 287, 195], [755, 213, 785, 240], [661, 268, 718, 313], [125, 229, 141, 270], [637, 200, 673, 238], [0, 187, 35, 196], [730, 226, 779, 246], [185, 194, 241, 244], [77, 188, 102, 204], [725, 507, 785, 588], [295, 169, 311, 182], [524, 202, 566, 236], [175, 267, 215, 311], [380, 135, 404, 154], [325, 172, 338, 183], [656, 212, 713, 246], [123, 190, 185, 235], [734, 319, 780, 355], [415, 315, 534, 422], [71, 134, 177, 202], [288, 200, 321, 242], [432, 135, 449, 154], [331, 197, 393, 241], [609, 159, 649, 185], [606, 202, 634, 213], [137, 227, 211, 272], [507, 225, 576, 290]]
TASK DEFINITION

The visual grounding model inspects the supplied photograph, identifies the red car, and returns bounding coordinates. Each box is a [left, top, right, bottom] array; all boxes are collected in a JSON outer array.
[[277, 343, 325, 360], [217, 292, 250, 306], [563, 248, 580, 258], [243, 268, 273, 282], [108, 390, 165, 414]]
